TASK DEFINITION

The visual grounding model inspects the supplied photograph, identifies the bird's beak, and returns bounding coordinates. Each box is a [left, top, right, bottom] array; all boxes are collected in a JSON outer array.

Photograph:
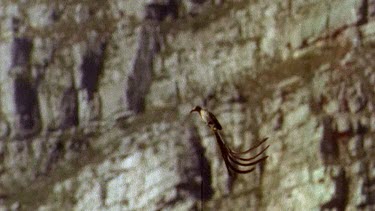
[[190, 109, 196, 114]]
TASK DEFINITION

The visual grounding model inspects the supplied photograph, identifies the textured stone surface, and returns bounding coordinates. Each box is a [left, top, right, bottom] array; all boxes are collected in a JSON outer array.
[[124, 24, 159, 114], [0, 0, 374, 210]]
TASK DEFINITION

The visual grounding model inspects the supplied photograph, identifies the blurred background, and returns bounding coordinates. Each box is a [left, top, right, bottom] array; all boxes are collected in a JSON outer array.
[[0, 0, 374, 210]]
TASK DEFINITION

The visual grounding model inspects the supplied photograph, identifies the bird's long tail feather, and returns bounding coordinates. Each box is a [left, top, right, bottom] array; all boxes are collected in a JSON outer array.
[[213, 131, 268, 176]]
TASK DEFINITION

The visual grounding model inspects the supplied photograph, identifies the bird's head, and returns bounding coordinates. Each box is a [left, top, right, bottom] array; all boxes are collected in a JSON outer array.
[[190, 106, 202, 114]]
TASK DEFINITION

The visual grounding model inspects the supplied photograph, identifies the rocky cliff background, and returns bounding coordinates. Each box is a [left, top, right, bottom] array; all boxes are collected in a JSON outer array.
[[0, 0, 375, 210]]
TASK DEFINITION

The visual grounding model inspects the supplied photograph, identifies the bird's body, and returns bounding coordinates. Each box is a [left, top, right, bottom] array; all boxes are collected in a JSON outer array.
[[190, 106, 222, 131]]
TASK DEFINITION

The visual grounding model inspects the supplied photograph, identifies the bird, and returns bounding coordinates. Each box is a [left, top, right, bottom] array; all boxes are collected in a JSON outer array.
[[190, 106, 222, 131], [190, 105, 269, 176]]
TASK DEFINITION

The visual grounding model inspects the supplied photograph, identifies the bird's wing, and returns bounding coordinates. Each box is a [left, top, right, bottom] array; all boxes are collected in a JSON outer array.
[[208, 112, 222, 130]]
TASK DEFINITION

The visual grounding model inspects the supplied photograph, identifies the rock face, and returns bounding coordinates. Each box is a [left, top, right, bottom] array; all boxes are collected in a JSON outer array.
[[125, 24, 159, 114], [0, 0, 375, 210]]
